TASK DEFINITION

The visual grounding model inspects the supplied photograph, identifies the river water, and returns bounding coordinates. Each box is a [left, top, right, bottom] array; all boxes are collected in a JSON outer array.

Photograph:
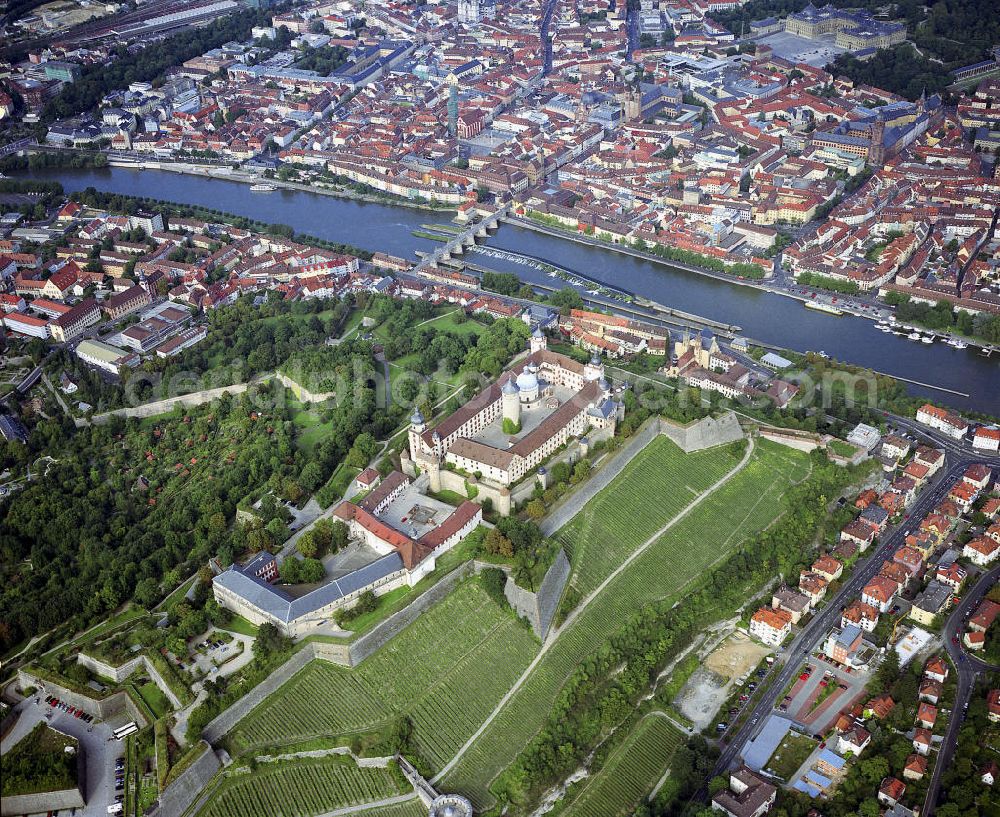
[[25, 167, 999, 414]]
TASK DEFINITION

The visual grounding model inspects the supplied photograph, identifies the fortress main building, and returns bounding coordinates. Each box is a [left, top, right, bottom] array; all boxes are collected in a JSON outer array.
[[404, 330, 624, 492]]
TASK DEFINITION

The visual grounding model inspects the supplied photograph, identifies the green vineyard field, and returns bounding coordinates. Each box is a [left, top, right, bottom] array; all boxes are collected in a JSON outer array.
[[555, 436, 741, 595], [227, 580, 539, 768], [197, 756, 406, 817], [562, 715, 684, 817], [438, 439, 810, 806]]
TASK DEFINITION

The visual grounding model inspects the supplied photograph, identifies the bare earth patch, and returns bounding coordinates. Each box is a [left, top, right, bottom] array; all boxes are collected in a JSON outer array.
[[675, 633, 772, 731]]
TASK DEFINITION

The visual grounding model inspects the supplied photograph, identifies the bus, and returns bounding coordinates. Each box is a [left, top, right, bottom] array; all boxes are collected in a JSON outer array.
[[113, 722, 138, 741]]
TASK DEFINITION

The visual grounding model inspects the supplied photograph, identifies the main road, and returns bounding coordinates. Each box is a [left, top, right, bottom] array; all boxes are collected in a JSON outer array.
[[921, 562, 1000, 817], [713, 418, 1000, 785]]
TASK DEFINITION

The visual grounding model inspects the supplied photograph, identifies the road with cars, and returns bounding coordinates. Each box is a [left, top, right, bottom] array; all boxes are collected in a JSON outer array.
[[714, 417, 1000, 791], [921, 562, 1000, 817]]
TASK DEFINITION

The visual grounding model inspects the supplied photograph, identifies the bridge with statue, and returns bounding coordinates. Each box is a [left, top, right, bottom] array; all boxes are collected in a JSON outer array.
[[414, 204, 510, 269]]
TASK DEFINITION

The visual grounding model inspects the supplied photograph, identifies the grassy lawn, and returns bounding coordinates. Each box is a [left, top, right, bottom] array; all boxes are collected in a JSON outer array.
[[562, 715, 684, 817], [137, 681, 171, 719], [336, 585, 411, 633], [766, 731, 817, 781], [337, 309, 366, 339], [227, 580, 539, 768], [156, 575, 197, 613], [438, 439, 812, 807], [69, 606, 148, 650], [420, 310, 487, 338], [287, 393, 334, 452], [316, 462, 362, 508], [198, 756, 409, 817], [827, 439, 856, 458], [426, 488, 468, 506], [222, 615, 259, 637]]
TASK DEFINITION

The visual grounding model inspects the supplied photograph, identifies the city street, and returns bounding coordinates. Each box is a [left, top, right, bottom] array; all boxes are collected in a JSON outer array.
[[922, 562, 1000, 817], [713, 416, 1000, 793]]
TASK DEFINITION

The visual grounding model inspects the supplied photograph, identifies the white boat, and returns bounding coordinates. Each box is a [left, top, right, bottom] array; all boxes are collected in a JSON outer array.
[[804, 301, 844, 316], [947, 338, 968, 350], [921, 335, 934, 344], [250, 183, 276, 192], [879, 326, 892, 333], [907, 331, 922, 341], [815, 350, 830, 359]]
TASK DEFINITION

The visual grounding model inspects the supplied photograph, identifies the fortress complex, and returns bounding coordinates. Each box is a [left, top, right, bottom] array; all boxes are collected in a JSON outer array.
[[404, 329, 624, 490], [213, 471, 481, 636]]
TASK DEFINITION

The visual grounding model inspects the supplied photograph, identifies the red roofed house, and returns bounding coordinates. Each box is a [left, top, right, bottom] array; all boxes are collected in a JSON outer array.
[[988, 689, 1000, 723], [903, 754, 928, 781], [964, 537, 1000, 567], [973, 427, 1000, 453], [749, 607, 793, 646], [924, 656, 949, 683], [841, 519, 875, 551], [916, 702, 937, 729], [912, 728, 932, 755], [355, 467, 381, 493], [878, 777, 906, 808], [862, 575, 899, 613]]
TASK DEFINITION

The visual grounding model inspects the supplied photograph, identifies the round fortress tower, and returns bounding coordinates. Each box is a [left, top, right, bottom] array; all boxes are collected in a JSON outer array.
[[501, 376, 520, 425]]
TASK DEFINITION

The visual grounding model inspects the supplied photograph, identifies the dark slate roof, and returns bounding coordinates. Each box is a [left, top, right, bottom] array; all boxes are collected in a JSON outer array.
[[214, 552, 405, 623]]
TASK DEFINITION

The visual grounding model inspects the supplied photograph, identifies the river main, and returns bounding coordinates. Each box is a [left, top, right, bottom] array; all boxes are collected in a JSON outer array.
[[26, 167, 999, 414]]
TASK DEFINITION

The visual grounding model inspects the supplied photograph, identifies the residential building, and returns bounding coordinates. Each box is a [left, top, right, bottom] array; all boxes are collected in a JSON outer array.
[[49, 298, 100, 343], [908, 581, 952, 626], [749, 607, 793, 646], [711, 767, 776, 817], [916, 404, 968, 439]]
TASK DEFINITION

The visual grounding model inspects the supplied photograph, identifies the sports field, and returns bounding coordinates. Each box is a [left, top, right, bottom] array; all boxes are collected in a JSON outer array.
[[197, 756, 407, 817], [555, 436, 742, 595], [226, 580, 539, 767], [562, 715, 684, 817], [437, 438, 811, 806]]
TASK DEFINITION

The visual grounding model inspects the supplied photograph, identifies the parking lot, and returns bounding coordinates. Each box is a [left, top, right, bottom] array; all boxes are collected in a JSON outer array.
[[757, 31, 849, 67], [778, 659, 870, 736], [1, 694, 128, 817], [183, 630, 253, 679]]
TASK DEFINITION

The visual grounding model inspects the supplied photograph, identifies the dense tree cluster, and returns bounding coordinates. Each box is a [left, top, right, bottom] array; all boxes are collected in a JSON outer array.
[[885, 291, 1000, 344], [42, 7, 282, 123], [294, 45, 350, 75], [0, 723, 78, 797], [828, 46, 953, 101], [0, 366, 377, 652]]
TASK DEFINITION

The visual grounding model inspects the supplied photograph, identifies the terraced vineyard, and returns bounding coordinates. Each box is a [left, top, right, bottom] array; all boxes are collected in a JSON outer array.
[[438, 439, 811, 806], [562, 715, 684, 817], [350, 799, 428, 817], [555, 436, 741, 595], [197, 756, 407, 817], [227, 580, 539, 768]]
